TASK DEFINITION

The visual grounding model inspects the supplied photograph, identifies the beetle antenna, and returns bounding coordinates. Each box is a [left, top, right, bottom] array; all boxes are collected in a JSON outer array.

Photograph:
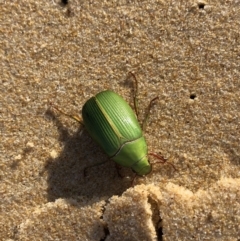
[[142, 96, 159, 132], [149, 152, 177, 171], [50, 102, 84, 125]]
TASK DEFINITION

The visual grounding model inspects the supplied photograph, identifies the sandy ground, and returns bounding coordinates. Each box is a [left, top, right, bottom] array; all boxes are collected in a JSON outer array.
[[1, 0, 240, 240]]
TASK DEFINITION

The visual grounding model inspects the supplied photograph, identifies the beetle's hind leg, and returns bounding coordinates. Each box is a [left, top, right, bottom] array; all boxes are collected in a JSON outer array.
[[50, 103, 84, 125], [128, 72, 159, 132], [142, 96, 159, 132], [128, 72, 140, 118]]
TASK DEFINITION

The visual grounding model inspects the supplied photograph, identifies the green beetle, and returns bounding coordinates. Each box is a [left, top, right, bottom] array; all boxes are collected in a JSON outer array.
[[52, 73, 169, 176], [82, 90, 151, 176]]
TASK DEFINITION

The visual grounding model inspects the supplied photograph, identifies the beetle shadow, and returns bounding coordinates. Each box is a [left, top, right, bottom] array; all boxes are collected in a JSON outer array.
[[44, 108, 131, 203]]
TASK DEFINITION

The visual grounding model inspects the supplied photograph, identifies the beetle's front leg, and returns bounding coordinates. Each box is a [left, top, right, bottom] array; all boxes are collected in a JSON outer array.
[[149, 152, 177, 171]]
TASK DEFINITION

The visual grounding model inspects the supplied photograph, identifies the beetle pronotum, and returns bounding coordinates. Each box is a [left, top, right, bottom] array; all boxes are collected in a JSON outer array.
[[52, 73, 174, 178]]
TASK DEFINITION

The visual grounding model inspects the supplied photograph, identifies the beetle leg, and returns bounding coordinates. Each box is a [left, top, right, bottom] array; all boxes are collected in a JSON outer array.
[[128, 72, 139, 118], [142, 96, 159, 132], [131, 173, 137, 186], [115, 164, 125, 178], [149, 152, 177, 171], [50, 103, 84, 125], [83, 159, 111, 177]]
